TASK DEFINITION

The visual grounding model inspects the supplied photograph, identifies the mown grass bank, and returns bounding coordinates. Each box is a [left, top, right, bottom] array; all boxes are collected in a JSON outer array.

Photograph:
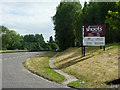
[[53, 43, 119, 88], [23, 52, 65, 83]]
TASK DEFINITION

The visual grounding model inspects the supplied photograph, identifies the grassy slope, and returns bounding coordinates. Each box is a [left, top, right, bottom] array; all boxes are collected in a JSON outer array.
[[53, 43, 119, 88], [23, 52, 65, 83]]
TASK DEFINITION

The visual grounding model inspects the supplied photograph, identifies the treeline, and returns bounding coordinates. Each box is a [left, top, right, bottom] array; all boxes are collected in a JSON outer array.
[[53, 0, 120, 51], [1, 25, 59, 51]]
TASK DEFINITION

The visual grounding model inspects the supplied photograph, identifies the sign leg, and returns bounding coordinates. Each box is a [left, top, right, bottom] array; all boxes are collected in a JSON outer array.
[[84, 46, 85, 56], [103, 46, 105, 51]]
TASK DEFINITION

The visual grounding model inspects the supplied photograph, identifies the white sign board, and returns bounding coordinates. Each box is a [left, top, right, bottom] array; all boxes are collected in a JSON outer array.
[[83, 37, 105, 46]]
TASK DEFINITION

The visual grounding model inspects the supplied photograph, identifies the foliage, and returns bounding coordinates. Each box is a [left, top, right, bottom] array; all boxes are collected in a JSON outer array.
[[48, 36, 54, 43], [7, 31, 24, 50], [1, 1, 120, 51], [47, 36, 60, 51], [1, 26, 54, 51], [1, 26, 24, 50], [74, 6, 83, 46], [53, 1, 118, 51], [53, 1, 82, 50], [46, 45, 52, 51], [82, 2, 116, 43], [23, 34, 46, 50], [105, 1, 120, 42], [50, 43, 60, 51]]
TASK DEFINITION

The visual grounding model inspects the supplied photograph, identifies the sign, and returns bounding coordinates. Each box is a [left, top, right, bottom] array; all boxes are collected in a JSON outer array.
[[83, 24, 105, 46]]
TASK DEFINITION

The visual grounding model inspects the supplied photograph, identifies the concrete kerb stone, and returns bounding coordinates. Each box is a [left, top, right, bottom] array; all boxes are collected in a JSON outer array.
[[49, 53, 78, 86]]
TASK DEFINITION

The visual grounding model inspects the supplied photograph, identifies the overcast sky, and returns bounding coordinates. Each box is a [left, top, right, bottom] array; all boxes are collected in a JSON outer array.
[[0, 0, 89, 41]]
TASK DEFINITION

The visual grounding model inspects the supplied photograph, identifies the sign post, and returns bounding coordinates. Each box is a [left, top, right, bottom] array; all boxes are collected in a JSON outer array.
[[82, 24, 105, 56]]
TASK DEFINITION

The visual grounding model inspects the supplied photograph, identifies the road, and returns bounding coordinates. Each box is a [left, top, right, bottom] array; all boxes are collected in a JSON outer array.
[[2, 52, 68, 88]]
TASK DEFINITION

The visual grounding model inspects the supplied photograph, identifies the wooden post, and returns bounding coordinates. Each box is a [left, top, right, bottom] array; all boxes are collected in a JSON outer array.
[[82, 45, 85, 56], [103, 46, 105, 51], [84, 46, 85, 56], [82, 46, 83, 55]]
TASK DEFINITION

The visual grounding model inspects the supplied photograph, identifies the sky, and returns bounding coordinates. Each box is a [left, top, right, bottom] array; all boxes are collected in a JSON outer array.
[[0, 0, 89, 42]]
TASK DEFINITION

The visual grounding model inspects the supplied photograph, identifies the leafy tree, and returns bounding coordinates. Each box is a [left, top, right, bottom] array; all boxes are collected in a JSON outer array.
[[74, 6, 83, 46], [35, 34, 46, 48], [23, 34, 46, 50], [45, 44, 52, 51], [1, 25, 53, 51], [23, 34, 35, 43], [82, 2, 116, 43], [105, 1, 120, 42], [1, 26, 10, 50], [1, 26, 24, 50], [7, 30, 24, 50], [53, 1, 82, 50], [48, 36, 54, 43], [50, 43, 59, 50]]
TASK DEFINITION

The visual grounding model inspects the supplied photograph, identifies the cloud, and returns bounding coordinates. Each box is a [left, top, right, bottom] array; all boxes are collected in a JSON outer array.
[[1, 0, 61, 2], [1, 0, 90, 41], [1, 2, 59, 41], [2, 2, 56, 23]]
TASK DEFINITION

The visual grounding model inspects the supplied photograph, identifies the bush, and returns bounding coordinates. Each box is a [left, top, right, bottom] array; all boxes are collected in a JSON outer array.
[[50, 43, 59, 51], [45, 45, 52, 51], [39, 46, 44, 51], [2, 48, 7, 50]]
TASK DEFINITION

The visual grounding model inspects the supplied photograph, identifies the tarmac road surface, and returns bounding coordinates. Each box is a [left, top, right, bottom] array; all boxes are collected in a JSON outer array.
[[2, 51, 69, 88]]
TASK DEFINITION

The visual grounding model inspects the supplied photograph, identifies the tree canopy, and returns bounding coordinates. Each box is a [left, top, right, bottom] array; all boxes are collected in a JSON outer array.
[[53, 1, 82, 50], [53, 1, 119, 51], [1, 1, 120, 51], [1, 26, 59, 51]]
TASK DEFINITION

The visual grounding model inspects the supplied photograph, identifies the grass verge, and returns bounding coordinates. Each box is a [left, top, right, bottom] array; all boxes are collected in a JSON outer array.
[[23, 52, 65, 83], [53, 43, 119, 88], [2, 51, 29, 54]]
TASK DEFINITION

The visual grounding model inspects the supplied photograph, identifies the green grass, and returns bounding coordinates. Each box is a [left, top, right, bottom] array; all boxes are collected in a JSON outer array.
[[23, 52, 65, 83], [53, 43, 119, 88], [68, 79, 108, 88]]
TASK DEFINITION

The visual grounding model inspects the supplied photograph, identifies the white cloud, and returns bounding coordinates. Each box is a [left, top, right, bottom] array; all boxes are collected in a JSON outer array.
[[1, 0, 61, 2], [1, 2, 59, 41], [1, 2, 55, 24], [0, 0, 90, 41]]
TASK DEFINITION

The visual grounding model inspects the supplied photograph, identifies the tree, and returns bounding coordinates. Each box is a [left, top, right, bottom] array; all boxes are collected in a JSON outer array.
[[48, 36, 54, 43], [35, 34, 46, 48], [45, 44, 52, 51], [105, 1, 120, 42], [53, 1, 82, 50], [74, 5, 83, 46], [1, 25, 52, 51], [50, 43, 59, 50], [82, 2, 116, 43], [23, 34, 46, 50], [1, 26, 10, 50], [6, 30, 24, 50], [1, 26, 24, 50]]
